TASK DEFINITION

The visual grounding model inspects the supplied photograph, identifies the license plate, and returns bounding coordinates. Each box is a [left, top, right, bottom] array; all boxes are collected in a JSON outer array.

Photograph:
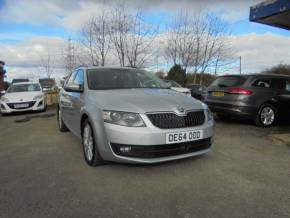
[[165, 130, 203, 144], [14, 103, 29, 108], [212, 91, 224, 97]]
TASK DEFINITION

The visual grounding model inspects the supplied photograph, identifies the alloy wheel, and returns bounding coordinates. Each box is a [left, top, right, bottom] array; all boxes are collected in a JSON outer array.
[[83, 124, 94, 161], [260, 106, 275, 126]]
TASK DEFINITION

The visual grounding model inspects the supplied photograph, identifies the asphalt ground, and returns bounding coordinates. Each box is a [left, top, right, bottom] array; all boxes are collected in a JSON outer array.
[[0, 107, 289, 218]]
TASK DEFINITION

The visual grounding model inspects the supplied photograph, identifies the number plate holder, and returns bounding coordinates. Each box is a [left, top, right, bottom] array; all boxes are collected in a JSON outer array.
[[165, 130, 203, 144], [14, 103, 29, 108]]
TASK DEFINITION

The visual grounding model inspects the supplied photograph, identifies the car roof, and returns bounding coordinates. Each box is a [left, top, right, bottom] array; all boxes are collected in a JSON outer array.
[[218, 73, 290, 78]]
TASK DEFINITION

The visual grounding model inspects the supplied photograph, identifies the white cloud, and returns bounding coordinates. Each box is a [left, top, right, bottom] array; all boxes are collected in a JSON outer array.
[[1, 33, 290, 80], [230, 33, 290, 73], [0, 36, 67, 67], [0, 0, 261, 31], [5, 67, 66, 82], [1, 1, 289, 78]]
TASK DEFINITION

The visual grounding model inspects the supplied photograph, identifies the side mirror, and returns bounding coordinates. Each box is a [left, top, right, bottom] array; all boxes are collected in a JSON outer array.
[[64, 84, 84, 93]]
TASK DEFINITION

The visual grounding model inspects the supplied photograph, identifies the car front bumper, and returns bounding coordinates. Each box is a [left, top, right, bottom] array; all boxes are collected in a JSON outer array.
[[95, 114, 214, 164], [0, 99, 46, 114]]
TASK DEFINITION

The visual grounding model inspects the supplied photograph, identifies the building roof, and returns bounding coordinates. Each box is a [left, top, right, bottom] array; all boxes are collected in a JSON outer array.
[[250, 0, 290, 30]]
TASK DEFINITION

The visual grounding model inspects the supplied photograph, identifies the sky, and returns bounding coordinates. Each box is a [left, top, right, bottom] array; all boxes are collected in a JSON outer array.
[[1, 0, 290, 81]]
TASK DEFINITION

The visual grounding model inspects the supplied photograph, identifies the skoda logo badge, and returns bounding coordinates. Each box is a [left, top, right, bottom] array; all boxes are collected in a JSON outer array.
[[177, 106, 185, 113], [20, 99, 23, 102]]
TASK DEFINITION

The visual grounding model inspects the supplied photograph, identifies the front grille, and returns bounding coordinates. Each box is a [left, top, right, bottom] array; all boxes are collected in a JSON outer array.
[[147, 110, 205, 129], [111, 138, 211, 158], [7, 101, 36, 109]]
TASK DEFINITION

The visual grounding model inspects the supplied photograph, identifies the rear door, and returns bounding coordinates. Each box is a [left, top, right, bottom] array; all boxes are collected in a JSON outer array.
[[270, 78, 290, 117]]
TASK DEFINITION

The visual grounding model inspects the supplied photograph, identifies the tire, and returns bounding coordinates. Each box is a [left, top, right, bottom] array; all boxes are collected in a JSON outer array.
[[216, 113, 230, 121], [57, 106, 69, 132], [40, 105, 47, 113], [43, 104, 47, 112], [82, 119, 104, 166], [255, 104, 277, 127]]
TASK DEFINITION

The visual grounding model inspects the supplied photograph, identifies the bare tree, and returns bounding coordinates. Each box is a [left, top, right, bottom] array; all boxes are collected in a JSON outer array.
[[79, 13, 111, 67], [40, 48, 55, 78], [165, 11, 195, 72], [125, 11, 156, 68], [80, 18, 100, 66], [109, 4, 131, 66], [165, 11, 234, 84], [92, 11, 111, 66]]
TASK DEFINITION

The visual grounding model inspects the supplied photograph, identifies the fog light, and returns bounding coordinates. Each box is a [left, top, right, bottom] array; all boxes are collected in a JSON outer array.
[[37, 100, 43, 107], [120, 146, 132, 153]]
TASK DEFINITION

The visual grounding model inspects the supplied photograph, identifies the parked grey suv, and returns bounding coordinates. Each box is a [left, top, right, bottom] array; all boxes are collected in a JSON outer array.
[[58, 67, 214, 166]]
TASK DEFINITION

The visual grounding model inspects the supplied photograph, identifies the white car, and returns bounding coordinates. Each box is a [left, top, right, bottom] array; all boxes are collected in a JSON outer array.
[[164, 80, 191, 96], [0, 82, 46, 114]]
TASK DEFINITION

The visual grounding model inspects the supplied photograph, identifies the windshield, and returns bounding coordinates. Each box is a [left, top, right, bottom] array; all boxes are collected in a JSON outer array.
[[12, 79, 29, 84], [7, 84, 41, 93], [210, 76, 246, 88], [39, 79, 55, 88], [87, 69, 169, 90]]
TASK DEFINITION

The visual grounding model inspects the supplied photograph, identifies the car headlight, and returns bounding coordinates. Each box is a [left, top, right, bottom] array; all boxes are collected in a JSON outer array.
[[0, 96, 9, 103], [206, 108, 213, 121], [33, 94, 44, 101], [103, 111, 146, 127]]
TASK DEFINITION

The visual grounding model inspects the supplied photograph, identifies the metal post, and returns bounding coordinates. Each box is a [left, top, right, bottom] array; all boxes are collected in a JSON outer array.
[[239, 56, 242, 75]]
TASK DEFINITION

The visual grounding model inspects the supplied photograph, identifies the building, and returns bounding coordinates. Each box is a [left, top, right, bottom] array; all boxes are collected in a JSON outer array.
[[250, 0, 290, 30]]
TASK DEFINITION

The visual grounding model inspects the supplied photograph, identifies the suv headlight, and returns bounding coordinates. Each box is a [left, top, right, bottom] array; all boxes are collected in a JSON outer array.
[[33, 94, 43, 101], [0, 96, 9, 103], [206, 109, 213, 121], [103, 111, 146, 127]]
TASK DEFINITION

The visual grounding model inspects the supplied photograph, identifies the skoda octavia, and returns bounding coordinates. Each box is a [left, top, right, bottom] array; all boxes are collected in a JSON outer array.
[[58, 67, 214, 166]]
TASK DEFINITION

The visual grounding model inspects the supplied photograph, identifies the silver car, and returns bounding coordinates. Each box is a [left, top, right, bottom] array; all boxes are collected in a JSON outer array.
[[58, 67, 214, 166]]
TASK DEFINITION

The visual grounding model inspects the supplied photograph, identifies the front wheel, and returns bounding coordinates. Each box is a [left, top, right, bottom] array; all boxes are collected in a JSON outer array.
[[82, 120, 104, 166], [255, 104, 276, 127]]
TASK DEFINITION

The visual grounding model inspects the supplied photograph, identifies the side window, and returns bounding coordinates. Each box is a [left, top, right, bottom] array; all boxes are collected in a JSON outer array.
[[286, 80, 290, 91], [66, 71, 77, 87], [271, 78, 287, 90], [252, 78, 271, 88], [73, 70, 84, 86]]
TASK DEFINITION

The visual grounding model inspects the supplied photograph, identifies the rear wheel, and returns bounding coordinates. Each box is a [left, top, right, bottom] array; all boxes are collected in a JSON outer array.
[[82, 119, 104, 166], [57, 106, 68, 132], [255, 104, 276, 127]]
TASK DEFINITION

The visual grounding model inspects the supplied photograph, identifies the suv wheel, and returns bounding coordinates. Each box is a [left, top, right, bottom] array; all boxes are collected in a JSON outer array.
[[57, 106, 68, 132], [255, 104, 276, 127], [82, 119, 104, 166]]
